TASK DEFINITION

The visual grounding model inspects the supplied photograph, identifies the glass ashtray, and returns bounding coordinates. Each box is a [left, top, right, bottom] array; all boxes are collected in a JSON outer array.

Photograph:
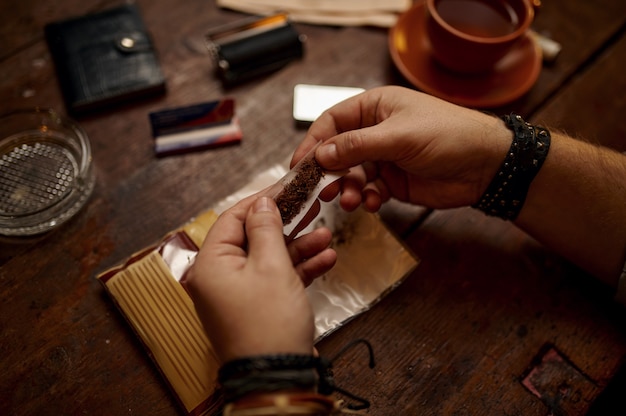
[[0, 108, 95, 236]]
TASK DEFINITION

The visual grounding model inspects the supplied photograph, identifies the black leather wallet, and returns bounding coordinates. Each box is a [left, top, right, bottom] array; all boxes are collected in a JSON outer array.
[[45, 4, 166, 115]]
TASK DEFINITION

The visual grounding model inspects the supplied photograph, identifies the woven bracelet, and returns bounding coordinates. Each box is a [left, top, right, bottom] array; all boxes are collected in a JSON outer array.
[[473, 113, 551, 220], [220, 368, 318, 403], [218, 339, 375, 410]]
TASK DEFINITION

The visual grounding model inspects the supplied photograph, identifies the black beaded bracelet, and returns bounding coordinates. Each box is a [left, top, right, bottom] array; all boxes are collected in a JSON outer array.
[[473, 113, 551, 220]]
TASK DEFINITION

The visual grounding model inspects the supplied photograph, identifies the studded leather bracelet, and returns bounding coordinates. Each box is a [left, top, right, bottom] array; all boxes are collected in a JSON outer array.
[[473, 113, 552, 220]]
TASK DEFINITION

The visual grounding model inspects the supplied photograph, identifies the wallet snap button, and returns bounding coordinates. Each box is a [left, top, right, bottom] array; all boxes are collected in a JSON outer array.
[[115, 32, 151, 53], [119, 37, 135, 50]]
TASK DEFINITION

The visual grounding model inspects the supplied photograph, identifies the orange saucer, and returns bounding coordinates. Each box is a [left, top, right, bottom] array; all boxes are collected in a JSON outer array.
[[389, 2, 542, 108]]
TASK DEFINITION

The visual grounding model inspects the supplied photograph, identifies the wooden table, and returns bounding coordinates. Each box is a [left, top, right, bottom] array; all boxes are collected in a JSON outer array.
[[1, 1, 625, 414]]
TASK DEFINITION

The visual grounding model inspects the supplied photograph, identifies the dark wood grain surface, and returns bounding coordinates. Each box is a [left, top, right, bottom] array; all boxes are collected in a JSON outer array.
[[1, 1, 625, 415]]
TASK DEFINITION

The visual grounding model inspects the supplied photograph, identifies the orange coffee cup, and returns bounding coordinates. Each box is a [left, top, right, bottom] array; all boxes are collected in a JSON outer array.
[[425, 0, 535, 74]]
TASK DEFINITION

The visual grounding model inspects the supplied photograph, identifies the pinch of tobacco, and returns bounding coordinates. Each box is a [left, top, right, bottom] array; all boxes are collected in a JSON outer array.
[[275, 159, 325, 225]]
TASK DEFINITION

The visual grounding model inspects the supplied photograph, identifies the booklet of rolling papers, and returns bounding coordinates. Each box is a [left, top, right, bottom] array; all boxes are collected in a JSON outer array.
[[97, 161, 419, 416], [150, 98, 242, 155]]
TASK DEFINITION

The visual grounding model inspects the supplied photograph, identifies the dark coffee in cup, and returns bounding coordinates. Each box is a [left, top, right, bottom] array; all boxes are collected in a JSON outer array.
[[425, 0, 534, 74], [436, 0, 520, 37]]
